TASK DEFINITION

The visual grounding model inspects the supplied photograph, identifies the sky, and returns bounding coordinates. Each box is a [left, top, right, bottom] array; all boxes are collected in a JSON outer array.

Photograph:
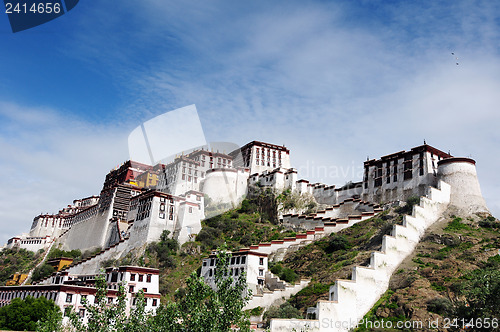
[[1, 0, 499, 244]]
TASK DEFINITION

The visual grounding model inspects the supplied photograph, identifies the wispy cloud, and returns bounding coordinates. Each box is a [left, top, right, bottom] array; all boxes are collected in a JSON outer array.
[[0, 102, 129, 243], [2, 0, 500, 244]]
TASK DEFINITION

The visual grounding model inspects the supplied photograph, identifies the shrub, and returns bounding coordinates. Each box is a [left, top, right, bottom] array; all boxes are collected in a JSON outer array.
[[444, 217, 470, 231], [396, 196, 420, 214], [325, 234, 352, 253], [0, 296, 59, 331], [31, 264, 55, 283], [279, 268, 298, 284], [263, 302, 302, 326], [427, 297, 453, 315]]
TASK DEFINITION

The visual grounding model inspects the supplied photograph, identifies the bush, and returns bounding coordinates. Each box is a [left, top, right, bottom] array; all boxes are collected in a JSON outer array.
[[279, 268, 298, 284], [395, 196, 420, 214], [147, 230, 179, 268], [427, 297, 453, 315], [31, 264, 55, 283], [47, 248, 81, 260], [325, 234, 352, 253], [263, 302, 302, 326], [444, 217, 470, 231]]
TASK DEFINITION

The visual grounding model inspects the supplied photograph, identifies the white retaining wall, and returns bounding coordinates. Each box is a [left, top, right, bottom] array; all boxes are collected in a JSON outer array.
[[244, 278, 310, 311], [270, 180, 451, 332]]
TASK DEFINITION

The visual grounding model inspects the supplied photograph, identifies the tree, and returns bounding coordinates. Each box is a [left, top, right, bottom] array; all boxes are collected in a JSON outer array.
[[38, 247, 251, 331], [32, 263, 55, 283], [0, 296, 60, 331], [67, 272, 127, 332], [150, 248, 251, 331]]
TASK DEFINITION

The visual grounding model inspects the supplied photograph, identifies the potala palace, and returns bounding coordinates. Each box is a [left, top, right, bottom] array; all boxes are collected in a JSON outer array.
[[2, 137, 490, 331]]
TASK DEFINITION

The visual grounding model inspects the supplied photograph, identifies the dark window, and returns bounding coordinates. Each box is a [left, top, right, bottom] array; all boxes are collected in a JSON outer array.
[[129, 286, 135, 293], [241, 256, 246, 264], [130, 274, 136, 281], [66, 294, 72, 303], [147, 274, 152, 283], [138, 274, 144, 282], [152, 299, 158, 306], [259, 258, 264, 265]]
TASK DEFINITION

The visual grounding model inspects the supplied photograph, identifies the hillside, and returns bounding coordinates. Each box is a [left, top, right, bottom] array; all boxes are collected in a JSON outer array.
[[269, 206, 500, 331], [2, 190, 498, 330]]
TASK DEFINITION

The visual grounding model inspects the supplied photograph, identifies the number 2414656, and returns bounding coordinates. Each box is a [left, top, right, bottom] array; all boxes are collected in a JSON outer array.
[[5, 2, 61, 14]]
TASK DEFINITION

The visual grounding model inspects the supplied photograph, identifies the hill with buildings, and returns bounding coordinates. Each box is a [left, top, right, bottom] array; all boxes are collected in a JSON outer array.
[[1, 139, 496, 331]]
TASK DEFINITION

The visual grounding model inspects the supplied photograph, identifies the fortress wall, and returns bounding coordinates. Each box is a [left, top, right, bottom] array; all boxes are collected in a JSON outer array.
[[244, 279, 310, 311], [202, 169, 249, 206], [271, 181, 451, 331], [59, 210, 112, 252], [63, 240, 130, 275], [437, 158, 489, 214]]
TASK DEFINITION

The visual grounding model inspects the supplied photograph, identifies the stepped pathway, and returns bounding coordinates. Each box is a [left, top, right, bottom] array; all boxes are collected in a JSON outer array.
[[21, 229, 72, 285], [282, 198, 380, 231], [243, 202, 382, 262], [36, 236, 131, 284], [240, 200, 383, 310], [244, 270, 311, 311], [270, 180, 451, 332]]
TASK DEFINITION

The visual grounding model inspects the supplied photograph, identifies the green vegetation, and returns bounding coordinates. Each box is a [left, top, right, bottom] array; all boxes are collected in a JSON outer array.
[[47, 248, 81, 260], [0, 248, 43, 284], [277, 189, 317, 215], [146, 230, 179, 268], [263, 302, 302, 327], [395, 196, 420, 215], [453, 257, 500, 323], [354, 290, 407, 332], [426, 297, 453, 316], [0, 296, 59, 331], [31, 264, 56, 283], [38, 248, 250, 331], [444, 217, 471, 231], [270, 263, 299, 283]]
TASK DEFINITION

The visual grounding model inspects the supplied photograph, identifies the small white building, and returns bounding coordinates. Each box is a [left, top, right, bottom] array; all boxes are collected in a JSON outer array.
[[0, 266, 160, 324], [201, 250, 269, 295]]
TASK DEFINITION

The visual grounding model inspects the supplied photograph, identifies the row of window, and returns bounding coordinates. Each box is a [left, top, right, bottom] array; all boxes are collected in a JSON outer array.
[[65, 298, 159, 318], [130, 273, 152, 282]]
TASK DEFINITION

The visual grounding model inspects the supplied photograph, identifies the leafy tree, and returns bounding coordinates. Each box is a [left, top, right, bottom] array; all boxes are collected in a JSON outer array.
[[37, 247, 252, 331], [150, 248, 251, 331], [68, 272, 127, 332], [0, 296, 59, 331], [32, 263, 56, 283], [48, 248, 82, 260], [146, 230, 179, 268], [36, 306, 63, 332]]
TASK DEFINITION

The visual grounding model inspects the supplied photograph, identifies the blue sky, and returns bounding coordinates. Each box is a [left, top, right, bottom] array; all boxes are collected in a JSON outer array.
[[1, 0, 500, 244]]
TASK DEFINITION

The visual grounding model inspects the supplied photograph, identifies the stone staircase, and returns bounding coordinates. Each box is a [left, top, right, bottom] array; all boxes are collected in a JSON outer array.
[[243, 205, 381, 263], [282, 198, 381, 231], [270, 180, 451, 332], [244, 270, 311, 311]]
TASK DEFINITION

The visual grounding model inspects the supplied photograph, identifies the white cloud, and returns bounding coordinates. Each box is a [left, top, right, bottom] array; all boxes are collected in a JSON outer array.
[[0, 102, 129, 244], [3, 0, 500, 247]]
